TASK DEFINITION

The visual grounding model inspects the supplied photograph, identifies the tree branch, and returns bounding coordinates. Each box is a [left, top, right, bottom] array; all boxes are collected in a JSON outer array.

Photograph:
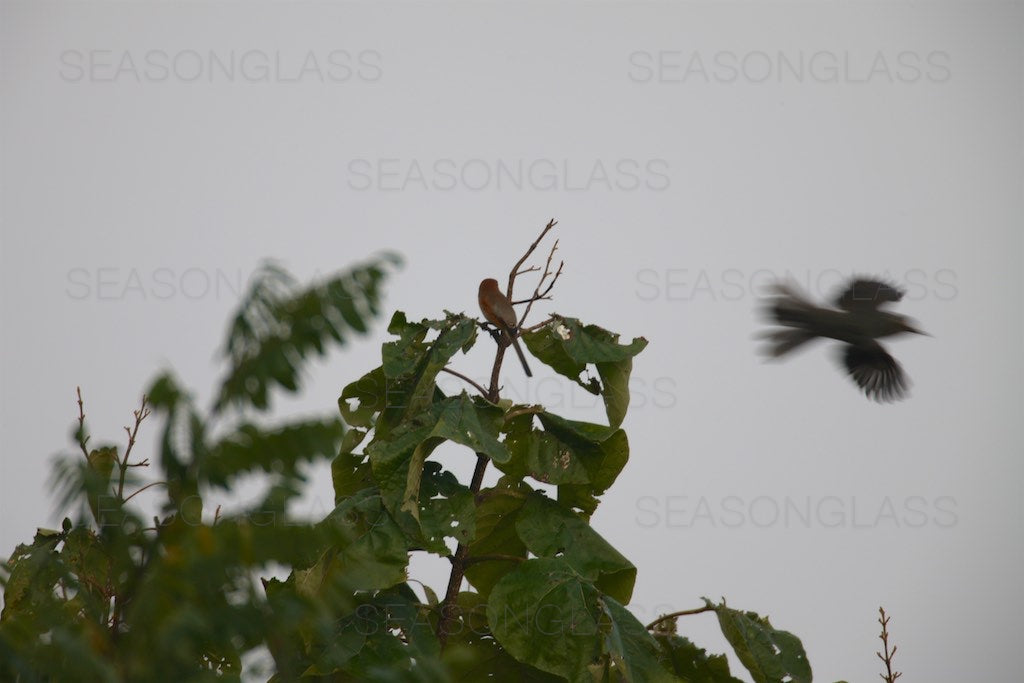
[[645, 604, 717, 631], [507, 218, 557, 298], [518, 238, 564, 329], [75, 387, 90, 460], [876, 607, 902, 682], [462, 553, 526, 567], [116, 396, 151, 500], [440, 367, 488, 397], [521, 315, 557, 334], [436, 219, 561, 648]]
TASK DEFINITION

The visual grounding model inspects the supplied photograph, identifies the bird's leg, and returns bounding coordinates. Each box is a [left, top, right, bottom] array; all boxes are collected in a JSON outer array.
[[478, 320, 505, 346]]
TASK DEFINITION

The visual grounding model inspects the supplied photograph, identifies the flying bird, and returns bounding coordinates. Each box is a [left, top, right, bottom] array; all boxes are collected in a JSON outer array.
[[760, 278, 927, 401]]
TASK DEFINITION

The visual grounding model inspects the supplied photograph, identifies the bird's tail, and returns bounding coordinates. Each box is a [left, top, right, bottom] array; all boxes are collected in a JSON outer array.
[[759, 282, 821, 357], [509, 334, 532, 377], [766, 282, 818, 328], [760, 328, 818, 358]]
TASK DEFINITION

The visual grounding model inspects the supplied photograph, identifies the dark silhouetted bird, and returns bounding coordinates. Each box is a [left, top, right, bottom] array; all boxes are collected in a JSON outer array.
[[760, 278, 927, 401]]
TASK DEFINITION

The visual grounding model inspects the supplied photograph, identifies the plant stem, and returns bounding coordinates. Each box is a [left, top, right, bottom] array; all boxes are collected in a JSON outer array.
[[645, 604, 717, 631], [876, 606, 902, 682]]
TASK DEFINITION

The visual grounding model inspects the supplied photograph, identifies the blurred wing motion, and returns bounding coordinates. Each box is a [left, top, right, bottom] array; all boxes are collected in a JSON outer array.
[[834, 278, 904, 311], [840, 343, 909, 402]]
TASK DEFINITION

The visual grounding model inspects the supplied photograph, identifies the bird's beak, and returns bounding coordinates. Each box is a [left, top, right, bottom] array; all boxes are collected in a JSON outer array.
[[904, 321, 930, 336]]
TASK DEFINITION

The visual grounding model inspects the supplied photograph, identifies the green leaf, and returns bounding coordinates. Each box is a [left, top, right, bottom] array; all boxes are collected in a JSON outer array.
[[418, 462, 476, 551], [716, 606, 812, 683], [202, 418, 344, 489], [214, 255, 399, 412], [380, 312, 479, 428], [521, 316, 647, 428], [487, 558, 675, 683], [464, 481, 530, 599], [487, 558, 603, 682], [339, 366, 391, 428], [601, 598, 678, 683], [86, 446, 116, 483], [77, 445, 118, 526], [305, 586, 442, 680], [60, 527, 111, 621], [500, 410, 628, 516], [444, 623, 565, 682], [515, 493, 636, 604], [1, 529, 64, 617], [310, 488, 410, 591], [332, 428, 374, 503], [369, 394, 507, 552], [654, 634, 745, 683]]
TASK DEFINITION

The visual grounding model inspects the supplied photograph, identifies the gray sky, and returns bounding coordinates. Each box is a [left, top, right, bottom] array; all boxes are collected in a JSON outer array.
[[2, 2, 1022, 681]]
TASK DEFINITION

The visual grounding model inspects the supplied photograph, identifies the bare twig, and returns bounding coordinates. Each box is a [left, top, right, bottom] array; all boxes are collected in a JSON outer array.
[[107, 394, 152, 636], [116, 396, 151, 500], [876, 607, 902, 682], [122, 481, 166, 503], [518, 238, 564, 329], [75, 387, 90, 460], [507, 218, 558, 297], [521, 315, 557, 334], [645, 604, 717, 631], [440, 367, 488, 397]]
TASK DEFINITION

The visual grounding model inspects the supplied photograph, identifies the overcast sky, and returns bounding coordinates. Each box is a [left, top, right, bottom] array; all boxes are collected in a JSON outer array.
[[2, 2, 1022, 681]]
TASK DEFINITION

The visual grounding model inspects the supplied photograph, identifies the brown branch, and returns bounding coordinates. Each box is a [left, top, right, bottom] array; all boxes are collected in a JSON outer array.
[[518, 240, 564, 329], [462, 553, 526, 567], [123, 481, 166, 504], [75, 387, 90, 460], [436, 219, 561, 648], [440, 367, 488, 397], [506, 218, 558, 297], [109, 395, 151, 637], [116, 396, 151, 500], [645, 604, 717, 631], [876, 607, 902, 682], [522, 315, 557, 334]]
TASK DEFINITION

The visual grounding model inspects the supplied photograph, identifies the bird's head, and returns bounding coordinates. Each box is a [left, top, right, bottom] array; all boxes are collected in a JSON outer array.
[[895, 315, 929, 336]]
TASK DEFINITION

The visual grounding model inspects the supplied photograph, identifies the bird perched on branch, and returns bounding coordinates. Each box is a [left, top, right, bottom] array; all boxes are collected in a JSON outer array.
[[478, 278, 532, 377], [760, 278, 927, 401]]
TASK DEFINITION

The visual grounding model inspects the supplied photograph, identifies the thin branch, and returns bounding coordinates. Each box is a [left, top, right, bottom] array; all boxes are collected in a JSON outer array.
[[440, 367, 488, 397], [462, 553, 526, 567], [116, 396, 151, 500], [75, 387, 90, 460], [521, 315, 557, 334], [122, 481, 166, 504], [503, 405, 543, 422], [645, 605, 717, 631], [506, 218, 558, 297], [876, 607, 902, 682], [518, 242, 563, 329]]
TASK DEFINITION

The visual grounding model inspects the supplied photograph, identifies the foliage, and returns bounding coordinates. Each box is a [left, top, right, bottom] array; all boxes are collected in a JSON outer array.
[[0, 235, 856, 681]]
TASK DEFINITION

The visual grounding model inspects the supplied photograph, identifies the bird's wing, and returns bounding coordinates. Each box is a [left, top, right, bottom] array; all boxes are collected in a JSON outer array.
[[833, 278, 904, 311], [839, 343, 909, 402]]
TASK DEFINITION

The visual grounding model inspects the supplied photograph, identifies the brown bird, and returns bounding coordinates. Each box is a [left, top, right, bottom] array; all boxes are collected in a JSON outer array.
[[478, 278, 532, 377], [760, 278, 927, 401]]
